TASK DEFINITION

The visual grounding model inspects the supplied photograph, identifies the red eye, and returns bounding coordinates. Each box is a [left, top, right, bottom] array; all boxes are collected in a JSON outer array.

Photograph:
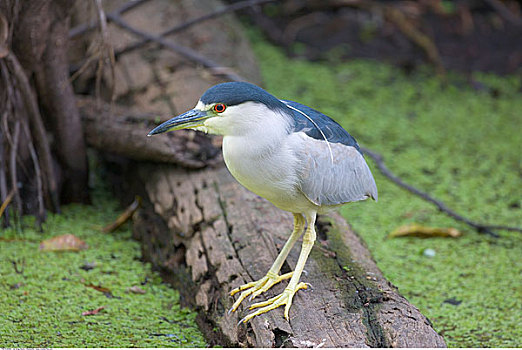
[[213, 103, 226, 113]]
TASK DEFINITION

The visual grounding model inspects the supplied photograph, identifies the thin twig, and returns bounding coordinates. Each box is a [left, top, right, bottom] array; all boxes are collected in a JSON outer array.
[[383, 6, 446, 76], [483, 0, 522, 26], [0, 188, 15, 220], [114, 0, 274, 58], [68, 50, 99, 84], [479, 224, 522, 233], [9, 119, 21, 214], [361, 147, 521, 237], [70, 0, 261, 81], [107, 13, 245, 82], [1, 69, 32, 179], [68, 0, 151, 39], [10, 87, 31, 177], [11, 258, 24, 274], [0, 64, 11, 225], [93, 0, 116, 103], [0, 127, 9, 225], [23, 121, 45, 225], [94, 0, 107, 101]]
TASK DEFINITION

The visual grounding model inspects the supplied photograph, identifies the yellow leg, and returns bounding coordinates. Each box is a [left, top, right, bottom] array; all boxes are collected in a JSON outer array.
[[239, 212, 317, 323], [229, 213, 305, 314]]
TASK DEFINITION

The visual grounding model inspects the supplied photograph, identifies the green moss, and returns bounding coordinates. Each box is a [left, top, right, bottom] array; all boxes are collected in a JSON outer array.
[[0, 187, 205, 347], [250, 33, 521, 347], [315, 217, 388, 347]]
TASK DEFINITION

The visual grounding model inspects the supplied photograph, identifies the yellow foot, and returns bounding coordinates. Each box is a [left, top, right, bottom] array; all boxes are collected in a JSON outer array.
[[229, 271, 293, 314], [238, 282, 308, 324]]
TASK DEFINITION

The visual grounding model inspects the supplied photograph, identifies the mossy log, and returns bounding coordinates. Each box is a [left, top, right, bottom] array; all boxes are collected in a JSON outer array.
[[112, 162, 446, 347]]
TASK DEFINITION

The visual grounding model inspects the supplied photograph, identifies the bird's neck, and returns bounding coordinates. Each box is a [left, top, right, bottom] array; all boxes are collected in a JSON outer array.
[[231, 116, 291, 154]]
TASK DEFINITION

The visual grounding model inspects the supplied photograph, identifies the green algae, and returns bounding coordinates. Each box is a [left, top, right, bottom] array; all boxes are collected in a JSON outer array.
[[250, 34, 521, 347], [0, 186, 206, 347]]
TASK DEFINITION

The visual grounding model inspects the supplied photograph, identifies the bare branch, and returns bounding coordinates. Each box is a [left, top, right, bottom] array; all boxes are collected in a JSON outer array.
[[70, 0, 273, 87], [68, 0, 151, 39], [0, 12, 8, 58], [9, 119, 21, 214], [361, 147, 521, 237], [93, 0, 116, 102], [70, 0, 247, 81], [114, 0, 275, 58], [483, 0, 522, 26], [479, 224, 522, 233], [23, 121, 45, 225], [0, 188, 15, 220], [0, 126, 9, 226], [107, 12, 245, 82]]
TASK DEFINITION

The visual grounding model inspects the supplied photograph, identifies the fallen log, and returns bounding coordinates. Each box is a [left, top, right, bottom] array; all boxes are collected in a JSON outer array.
[[108, 161, 446, 347], [81, 96, 445, 346]]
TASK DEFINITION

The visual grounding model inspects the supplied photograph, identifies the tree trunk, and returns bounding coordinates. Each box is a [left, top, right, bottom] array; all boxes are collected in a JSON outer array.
[[32, 0, 89, 203]]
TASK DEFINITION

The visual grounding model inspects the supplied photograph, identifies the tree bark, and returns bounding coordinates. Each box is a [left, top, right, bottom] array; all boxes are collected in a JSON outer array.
[[33, 0, 88, 203], [78, 96, 220, 169], [1, 0, 88, 220], [104, 156, 446, 347]]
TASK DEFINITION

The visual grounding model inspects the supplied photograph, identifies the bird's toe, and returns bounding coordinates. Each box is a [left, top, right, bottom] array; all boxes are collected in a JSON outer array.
[[239, 282, 309, 324], [229, 271, 294, 313]]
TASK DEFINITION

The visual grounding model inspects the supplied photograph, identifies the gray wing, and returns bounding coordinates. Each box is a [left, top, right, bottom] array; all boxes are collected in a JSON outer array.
[[296, 134, 378, 206]]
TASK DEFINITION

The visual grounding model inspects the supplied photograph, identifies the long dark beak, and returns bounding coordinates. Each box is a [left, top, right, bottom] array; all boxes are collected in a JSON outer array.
[[147, 109, 209, 136]]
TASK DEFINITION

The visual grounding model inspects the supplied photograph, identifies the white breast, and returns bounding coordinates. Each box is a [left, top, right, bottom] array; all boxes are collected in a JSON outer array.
[[222, 134, 312, 212]]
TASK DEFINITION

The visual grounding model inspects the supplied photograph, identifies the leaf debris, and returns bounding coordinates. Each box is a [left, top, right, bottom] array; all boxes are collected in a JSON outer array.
[[39, 234, 88, 251], [102, 196, 141, 233], [388, 224, 462, 238], [82, 306, 105, 316]]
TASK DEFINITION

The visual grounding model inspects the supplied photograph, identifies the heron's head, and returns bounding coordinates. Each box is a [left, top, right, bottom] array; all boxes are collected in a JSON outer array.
[[148, 82, 290, 137]]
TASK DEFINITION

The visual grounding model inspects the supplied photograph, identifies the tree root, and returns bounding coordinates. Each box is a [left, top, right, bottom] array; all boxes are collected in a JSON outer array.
[[2, 51, 60, 214]]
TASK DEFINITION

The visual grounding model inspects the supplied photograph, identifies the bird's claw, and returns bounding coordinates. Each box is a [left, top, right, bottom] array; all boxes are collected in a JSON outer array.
[[228, 271, 293, 314], [238, 282, 308, 324]]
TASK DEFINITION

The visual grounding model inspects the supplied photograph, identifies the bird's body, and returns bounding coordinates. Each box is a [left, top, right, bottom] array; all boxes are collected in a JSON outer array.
[[148, 82, 377, 323], [217, 101, 305, 213], [224, 133, 309, 213]]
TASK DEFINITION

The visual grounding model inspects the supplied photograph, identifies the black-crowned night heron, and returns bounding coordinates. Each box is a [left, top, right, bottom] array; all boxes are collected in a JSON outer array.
[[148, 82, 377, 323]]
